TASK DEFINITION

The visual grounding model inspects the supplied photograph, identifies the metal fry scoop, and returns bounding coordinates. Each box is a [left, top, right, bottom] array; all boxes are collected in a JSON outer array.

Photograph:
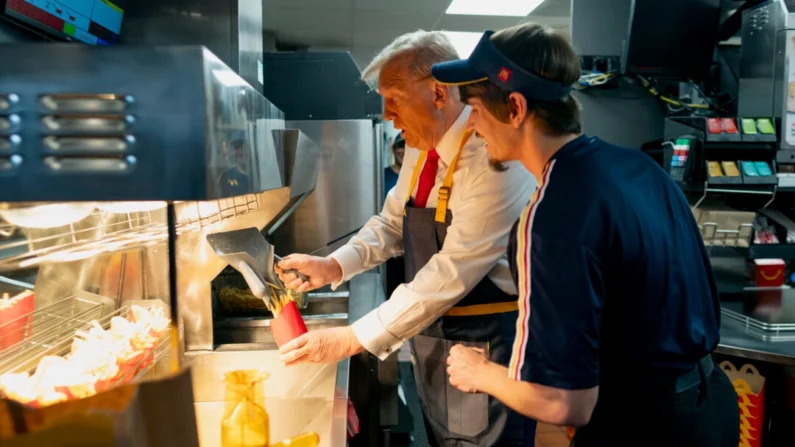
[[206, 227, 306, 308]]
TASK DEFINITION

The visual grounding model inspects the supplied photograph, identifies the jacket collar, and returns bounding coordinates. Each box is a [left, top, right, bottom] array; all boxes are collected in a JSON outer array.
[[435, 106, 471, 166]]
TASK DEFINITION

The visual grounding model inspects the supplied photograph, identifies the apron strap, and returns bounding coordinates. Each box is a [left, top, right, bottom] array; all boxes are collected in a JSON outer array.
[[444, 301, 518, 317], [403, 130, 475, 223]]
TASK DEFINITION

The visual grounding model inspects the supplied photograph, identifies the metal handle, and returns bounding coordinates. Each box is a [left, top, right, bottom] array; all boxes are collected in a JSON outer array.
[[273, 254, 309, 282], [694, 181, 778, 209]]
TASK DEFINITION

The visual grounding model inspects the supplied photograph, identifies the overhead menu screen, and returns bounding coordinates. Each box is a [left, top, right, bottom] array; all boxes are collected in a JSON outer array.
[[5, 0, 123, 45]]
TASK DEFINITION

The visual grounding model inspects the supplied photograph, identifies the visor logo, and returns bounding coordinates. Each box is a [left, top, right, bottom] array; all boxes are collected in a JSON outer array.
[[498, 67, 512, 83]]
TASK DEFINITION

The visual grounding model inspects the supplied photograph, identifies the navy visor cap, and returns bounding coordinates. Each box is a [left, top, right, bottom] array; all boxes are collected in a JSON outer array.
[[432, 30, 572, 102]]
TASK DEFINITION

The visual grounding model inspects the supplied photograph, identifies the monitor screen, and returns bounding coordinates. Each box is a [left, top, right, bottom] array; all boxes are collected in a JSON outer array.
[[622, 0, 722, 81], [3, 0, 123, 45]]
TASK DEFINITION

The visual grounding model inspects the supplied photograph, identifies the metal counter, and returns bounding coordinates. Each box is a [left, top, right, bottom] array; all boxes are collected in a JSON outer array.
[[718, 320, 795, 366]]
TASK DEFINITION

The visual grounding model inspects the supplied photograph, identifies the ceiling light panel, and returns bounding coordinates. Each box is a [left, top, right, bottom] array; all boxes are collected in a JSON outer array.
[[445, 0, 546, 17], [441, 31, 482, 57]]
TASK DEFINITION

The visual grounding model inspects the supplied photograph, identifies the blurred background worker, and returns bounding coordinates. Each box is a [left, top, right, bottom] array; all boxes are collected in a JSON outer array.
[[384, 132, 406, 201]]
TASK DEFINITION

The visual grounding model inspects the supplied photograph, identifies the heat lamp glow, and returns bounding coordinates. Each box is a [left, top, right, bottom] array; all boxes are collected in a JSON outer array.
[[0, 203, 96, 229], [97, 202, 167, 214]]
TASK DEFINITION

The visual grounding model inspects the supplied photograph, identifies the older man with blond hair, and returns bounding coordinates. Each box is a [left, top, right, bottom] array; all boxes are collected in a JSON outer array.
[[275, 30, 535, 446]]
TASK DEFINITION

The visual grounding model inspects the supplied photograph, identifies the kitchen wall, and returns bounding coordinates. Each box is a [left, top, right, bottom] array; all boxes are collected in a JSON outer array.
[[0, 20, 42, 43]]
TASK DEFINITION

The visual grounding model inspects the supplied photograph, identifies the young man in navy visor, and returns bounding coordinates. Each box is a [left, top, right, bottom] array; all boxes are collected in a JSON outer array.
[[432, 23, 740, 447]]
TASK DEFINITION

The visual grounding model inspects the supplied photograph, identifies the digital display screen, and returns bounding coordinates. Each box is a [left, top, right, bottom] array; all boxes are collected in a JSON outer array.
[[4, 0, 123, 45]]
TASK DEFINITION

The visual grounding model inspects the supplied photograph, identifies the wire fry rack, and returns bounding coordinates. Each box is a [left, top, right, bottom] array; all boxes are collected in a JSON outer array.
[[0, 195, 260, 272], [0, 300, 171, 380], [0, 296, 108, 373]]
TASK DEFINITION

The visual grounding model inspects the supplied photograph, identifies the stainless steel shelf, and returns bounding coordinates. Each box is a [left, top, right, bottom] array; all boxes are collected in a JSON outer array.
[[0, 195, 260, 272], [708, 244, 795, 260], [721, 306, 795, 335]]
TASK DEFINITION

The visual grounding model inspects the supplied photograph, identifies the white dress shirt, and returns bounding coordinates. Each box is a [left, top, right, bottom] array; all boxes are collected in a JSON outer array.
[[330, 107, 536, 360]]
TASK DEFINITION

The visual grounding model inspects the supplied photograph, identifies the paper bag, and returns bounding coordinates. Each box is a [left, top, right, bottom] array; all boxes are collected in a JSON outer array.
[[0, 368, 199, 447], [721, 361, 765, 447]]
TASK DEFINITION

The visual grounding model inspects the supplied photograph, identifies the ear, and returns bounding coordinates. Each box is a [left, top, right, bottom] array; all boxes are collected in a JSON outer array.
[[432, 82, 449, 109], [507, 92, 528, 128]]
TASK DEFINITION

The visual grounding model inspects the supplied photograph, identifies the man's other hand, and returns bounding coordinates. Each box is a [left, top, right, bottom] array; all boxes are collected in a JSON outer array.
[[275, 255, 343, 292]]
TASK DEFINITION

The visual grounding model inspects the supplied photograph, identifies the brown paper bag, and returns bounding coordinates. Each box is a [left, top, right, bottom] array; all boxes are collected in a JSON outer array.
[[0, 368, 198, 447]]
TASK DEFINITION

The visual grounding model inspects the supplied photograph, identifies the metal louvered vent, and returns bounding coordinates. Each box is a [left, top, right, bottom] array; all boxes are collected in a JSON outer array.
[[38, 94, 137, 173]]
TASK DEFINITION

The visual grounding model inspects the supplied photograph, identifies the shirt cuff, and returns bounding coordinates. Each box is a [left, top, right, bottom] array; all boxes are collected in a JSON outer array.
[[351, 309, 405, 361], [328, 245, 364, 290]]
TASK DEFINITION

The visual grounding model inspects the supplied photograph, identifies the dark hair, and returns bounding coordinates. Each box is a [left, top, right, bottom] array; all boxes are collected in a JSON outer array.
[[393, 133, 406, 149], [459, 23, 582, 136], [230, 138, 246, 151]]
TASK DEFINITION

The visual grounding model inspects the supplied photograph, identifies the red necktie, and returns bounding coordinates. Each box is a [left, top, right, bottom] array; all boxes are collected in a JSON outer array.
[[414, 149, 439, 208]]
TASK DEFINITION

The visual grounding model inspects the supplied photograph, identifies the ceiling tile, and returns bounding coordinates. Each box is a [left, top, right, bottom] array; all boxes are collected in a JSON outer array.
[[434, 14, 524, 32], [262, 0, 572, 57], [263, 9, 354, 47], [351, 10, 437, 46]]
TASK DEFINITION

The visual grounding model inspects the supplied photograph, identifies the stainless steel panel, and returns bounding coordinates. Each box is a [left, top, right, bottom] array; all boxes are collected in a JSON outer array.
[[272, 120, 378, 256], [781, 28, 795, 150], [571, 0, 631, 57], [0, 45, 285, 201], [738, 1, 785, 117], [121, 0, 263, 95], [213, 294, 348, 345], [122, 2, 233, 65], [275, 129, 322, 200], [718, 318, 795, 366], [233, 0, 264, 94], [373, 122, 385, 212]]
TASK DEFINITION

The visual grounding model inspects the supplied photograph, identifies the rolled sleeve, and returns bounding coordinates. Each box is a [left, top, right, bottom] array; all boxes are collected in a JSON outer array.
[[328, 245, 365, 290], [351, 308, 404, 360]]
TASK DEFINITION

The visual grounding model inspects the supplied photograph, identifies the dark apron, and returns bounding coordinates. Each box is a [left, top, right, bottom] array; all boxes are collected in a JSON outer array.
[[402, 131, 530, 446]]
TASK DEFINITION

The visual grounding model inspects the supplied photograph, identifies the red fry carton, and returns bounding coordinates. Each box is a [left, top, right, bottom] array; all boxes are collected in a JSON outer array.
[[0, 291, 35, 349], [270, 301, 308, 348]]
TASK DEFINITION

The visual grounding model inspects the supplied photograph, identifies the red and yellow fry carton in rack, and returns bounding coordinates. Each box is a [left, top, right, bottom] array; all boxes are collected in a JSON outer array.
[[721, 361, 766, 447]]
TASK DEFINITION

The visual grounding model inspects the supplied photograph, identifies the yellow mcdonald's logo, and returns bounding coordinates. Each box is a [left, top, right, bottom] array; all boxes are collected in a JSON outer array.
[[229, 179, 238, 186]]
